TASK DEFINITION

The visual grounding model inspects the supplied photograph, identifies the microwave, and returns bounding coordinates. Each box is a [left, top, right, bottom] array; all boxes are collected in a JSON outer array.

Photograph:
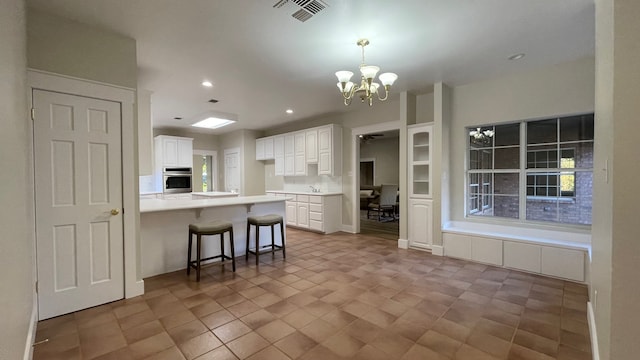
[[163, 167, 192, 193]]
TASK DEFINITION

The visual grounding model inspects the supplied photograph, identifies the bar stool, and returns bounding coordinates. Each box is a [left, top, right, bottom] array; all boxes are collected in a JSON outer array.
[[187, 220, 235, 281], [245, 214, 285, 265]]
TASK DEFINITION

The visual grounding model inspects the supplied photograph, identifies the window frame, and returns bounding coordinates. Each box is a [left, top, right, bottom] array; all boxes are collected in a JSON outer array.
[[464, 114, 593, 227]]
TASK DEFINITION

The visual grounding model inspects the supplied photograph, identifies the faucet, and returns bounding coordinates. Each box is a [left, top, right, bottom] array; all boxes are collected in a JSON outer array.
[[309, 186, 319, 193]]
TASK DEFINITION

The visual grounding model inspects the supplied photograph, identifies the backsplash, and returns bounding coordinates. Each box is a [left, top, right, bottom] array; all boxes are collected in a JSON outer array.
[[283, 174, 342, 193], [139, 175, 158, 194]]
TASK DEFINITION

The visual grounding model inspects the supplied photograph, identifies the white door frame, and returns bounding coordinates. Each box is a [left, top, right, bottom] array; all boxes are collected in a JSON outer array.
[[351, 121, 401, 234], [28, 69, 143, 300], [193, 149, 218, 192]]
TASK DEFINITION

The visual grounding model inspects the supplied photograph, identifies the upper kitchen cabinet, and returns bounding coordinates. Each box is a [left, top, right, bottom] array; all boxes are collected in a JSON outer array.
[[154, 135, 193, 169], [256, 136, 274, 160], [318, 125, 342, 176], [305, 129, 318, 163], [256, 124, 342, 177]]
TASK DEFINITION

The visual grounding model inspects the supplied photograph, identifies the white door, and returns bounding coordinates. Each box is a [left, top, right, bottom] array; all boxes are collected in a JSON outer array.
[[224, 148, 241, 193], [33, 89, 124, 320]]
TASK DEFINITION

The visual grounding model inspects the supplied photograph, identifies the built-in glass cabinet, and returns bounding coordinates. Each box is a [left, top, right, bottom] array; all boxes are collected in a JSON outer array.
[[408, 124, 432, 198]]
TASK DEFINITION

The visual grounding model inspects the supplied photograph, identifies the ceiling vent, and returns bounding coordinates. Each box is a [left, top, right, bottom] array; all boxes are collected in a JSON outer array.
[[273, 0, 329, 22]]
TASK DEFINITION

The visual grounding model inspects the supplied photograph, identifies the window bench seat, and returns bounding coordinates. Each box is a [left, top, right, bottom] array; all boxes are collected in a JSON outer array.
[[442, 221, 590, 282]]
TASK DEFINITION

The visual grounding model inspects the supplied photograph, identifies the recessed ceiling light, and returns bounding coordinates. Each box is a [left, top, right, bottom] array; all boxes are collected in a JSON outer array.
[[508, 53, 525, 61], [286, 109, 293, 114], [191, 117, 235, 129], [202, 80, 213, 87]]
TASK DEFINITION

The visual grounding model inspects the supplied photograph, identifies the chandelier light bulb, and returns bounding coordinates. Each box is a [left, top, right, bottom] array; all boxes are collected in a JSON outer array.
[[360, 65, 380, 80], [370, 82, 380, 94], [379, 72, 398, 87], [335, 71, 354, 83]]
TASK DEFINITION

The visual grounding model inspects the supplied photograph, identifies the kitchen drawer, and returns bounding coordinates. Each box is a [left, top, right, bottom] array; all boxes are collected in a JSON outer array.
[[309, 220, 323, 231], [309, 203, 323, 213], [309, 195, 322, 204], [296, 194, 309, 203], [309, 211, 323, 221]]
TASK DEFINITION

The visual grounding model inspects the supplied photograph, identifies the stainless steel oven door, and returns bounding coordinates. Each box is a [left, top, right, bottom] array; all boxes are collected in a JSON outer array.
[[163, 174, 192, 193]]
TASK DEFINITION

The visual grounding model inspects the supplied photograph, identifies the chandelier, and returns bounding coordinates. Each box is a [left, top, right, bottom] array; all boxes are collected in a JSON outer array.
[[469, 127, 495, 140], [335, 39, 398, 106]]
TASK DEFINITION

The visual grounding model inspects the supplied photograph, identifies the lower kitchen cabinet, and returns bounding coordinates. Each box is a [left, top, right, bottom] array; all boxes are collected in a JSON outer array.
[[271, 192, 342, 234]]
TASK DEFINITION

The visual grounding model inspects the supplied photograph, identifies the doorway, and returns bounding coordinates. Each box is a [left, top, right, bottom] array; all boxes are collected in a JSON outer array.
[[360, 159, 375, 186], [193, 150, 218, 192], [351, 121, 402, 240]]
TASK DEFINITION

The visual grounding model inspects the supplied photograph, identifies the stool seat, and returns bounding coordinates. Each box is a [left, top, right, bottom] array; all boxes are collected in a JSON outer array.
[[189, 220, 233, 233], [248, 215, 283, 226], [187, 220, 235, 281], [246, 214, 285, 265]]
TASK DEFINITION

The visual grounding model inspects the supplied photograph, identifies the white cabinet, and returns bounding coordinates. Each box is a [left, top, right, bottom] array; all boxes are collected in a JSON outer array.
[[286, 197, 297, 226], [155, 135, 193, 168], [408, 199, 433, 250], [273, 192, 342, 234], [318, 125, 342, 176], [295, 195, 309, 229], [408, 124, 432, 198], [284, 134, 295, 176], [442, 231, 585, 281], [256, 137, 275, 161], [257, 124, 342, 177], [306, 129, 318, 163], [264, 137, 274, 159], [274, 136, 284, 176], [294, 132, 307, 176]]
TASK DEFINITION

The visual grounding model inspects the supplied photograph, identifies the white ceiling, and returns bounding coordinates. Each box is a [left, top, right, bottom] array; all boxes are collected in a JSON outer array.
[[26, 0, 595, 134]]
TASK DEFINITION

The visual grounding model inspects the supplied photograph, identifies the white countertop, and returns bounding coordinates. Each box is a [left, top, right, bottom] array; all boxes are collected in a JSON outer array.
[[266, 190, 343, 196], [140, 195, 288, 213]]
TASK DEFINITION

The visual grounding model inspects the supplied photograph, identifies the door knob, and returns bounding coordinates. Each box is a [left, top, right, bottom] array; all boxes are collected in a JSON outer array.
[[111, 209, 120, 216]]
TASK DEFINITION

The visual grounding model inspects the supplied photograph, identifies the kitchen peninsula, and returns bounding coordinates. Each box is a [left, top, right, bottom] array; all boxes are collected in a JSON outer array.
[[140, 195, 288, 277]]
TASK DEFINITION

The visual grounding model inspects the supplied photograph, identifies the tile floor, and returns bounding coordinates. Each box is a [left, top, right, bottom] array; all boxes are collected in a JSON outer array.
[[33, 228, 591, 360]]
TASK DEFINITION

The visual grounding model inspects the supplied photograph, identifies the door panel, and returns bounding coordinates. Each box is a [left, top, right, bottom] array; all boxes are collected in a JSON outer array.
[[34, 89, 124, 320], [224, 149, 241, 193]]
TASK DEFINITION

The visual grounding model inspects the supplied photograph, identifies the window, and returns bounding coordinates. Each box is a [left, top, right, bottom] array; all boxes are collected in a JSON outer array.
[[466, 114, 593, 225]]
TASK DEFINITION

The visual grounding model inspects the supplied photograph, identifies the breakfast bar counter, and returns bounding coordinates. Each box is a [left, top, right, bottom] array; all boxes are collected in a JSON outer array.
[[140, 195, 289, 277]]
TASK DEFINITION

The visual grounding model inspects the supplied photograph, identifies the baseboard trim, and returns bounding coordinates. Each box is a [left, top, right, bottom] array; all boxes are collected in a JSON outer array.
[[431, 245, 444, 256], [24, 295, 37, 360], [126, 280, 145, 298], [587, 301, 600, 360], [398, 239, 409, 249], [341, 224, 355, 234]]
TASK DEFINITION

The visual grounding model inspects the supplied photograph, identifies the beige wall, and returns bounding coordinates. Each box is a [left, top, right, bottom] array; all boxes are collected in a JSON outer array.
[[27, 8, 137, 89], [448, 57, 595, 224], [592, 1, 640, 359], [0, 0, 36, 359], [359, 137, 400, 186]]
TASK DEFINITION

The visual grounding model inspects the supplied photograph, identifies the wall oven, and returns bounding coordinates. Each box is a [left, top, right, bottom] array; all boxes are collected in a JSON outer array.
[[163, 167, 192, 193]]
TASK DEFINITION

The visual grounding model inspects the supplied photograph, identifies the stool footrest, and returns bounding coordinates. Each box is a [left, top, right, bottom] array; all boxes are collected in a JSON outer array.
[[247, 244, 284, 256], [188, 254, 234, 269]]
